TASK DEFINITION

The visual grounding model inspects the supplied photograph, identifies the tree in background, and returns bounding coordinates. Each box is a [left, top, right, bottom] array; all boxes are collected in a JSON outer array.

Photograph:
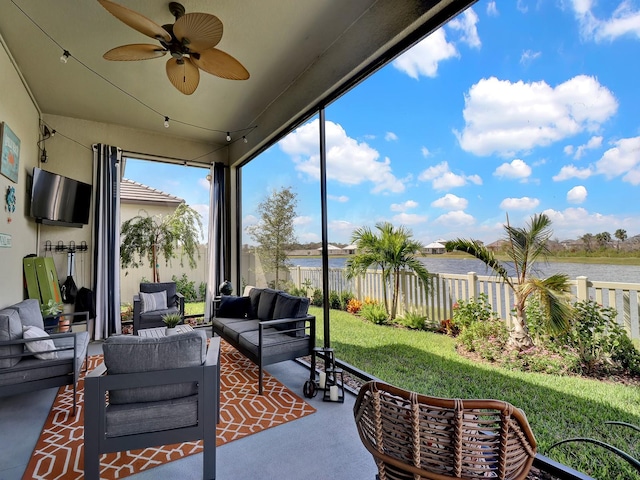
[[247, 187, 298, 289], [581, 233, 594, 252], [595, 231, 612, 249], [346, 222, 429, 321], [446, 213, 573, 349], [615, 228, 627, 250], [120, 203, 204, 282]]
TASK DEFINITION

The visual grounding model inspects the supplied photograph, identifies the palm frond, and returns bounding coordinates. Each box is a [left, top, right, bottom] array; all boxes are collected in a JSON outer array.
[[521, 274, 573, 333], [445, 238, 512, 287]]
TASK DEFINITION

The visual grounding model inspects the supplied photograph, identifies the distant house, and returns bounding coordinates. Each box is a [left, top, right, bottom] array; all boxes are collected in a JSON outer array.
[[317, 244, 343, 255], [486, 239, 509, 252], [343, 244, 358, 254], [120, 178, 184, 222], [424, 241, 446, 254]]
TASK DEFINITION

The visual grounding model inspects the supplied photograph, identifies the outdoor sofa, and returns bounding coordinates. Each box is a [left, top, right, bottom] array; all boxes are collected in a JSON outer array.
[[212, 287, 315, 394], [0, 298, 89, 414]]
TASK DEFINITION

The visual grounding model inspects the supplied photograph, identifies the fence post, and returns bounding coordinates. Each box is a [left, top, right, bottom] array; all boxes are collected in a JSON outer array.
[[467, 272, 478, 300], [576, 276, 589, 301]]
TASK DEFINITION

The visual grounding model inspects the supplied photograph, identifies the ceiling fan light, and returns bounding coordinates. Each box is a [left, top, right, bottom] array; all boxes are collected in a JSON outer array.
[[60, 50, 70, 64], [164, 117, 170, 128], [226, 132, 231, 142]]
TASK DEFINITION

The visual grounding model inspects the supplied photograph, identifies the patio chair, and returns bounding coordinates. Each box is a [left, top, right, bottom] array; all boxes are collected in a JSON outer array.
[[133, 281, 185, 334], [84, 331, 220, 480], [353, 381, 537, 480]]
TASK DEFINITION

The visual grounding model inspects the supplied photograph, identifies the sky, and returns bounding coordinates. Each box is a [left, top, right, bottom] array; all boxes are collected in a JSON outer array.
[[126, 0, 640, 247]]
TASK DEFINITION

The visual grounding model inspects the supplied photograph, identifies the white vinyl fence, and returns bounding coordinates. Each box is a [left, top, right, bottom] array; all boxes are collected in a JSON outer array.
[[287, 266, 640, 340]]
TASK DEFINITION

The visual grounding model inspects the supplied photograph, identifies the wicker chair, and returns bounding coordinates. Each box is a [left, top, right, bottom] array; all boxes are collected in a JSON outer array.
[[353, 381, 537, 480]]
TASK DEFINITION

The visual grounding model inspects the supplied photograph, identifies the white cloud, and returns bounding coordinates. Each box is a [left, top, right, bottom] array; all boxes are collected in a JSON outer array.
[[455, 75, 618, 156], [493, 159, 532, 179], [418, 161, 482, 190], [448, 8, 481, 48], [293, 215, 313, 226], [517, 0, 529, 13], [197, 177, 209, 189], [499, 197, 540, 210], [567, 185, 588, 204], [431, 193, 468, 211], [328, 194, 349, 202], [487, 1, 498, 16], [595, 136, 640, 183], [433, 210, 476, 226], [552, 164, 594, 181], [520, 49, 541, 65], [243, 214, 258, 226], [390, 200, 418, 212], [574, 135, 603, 159], [421, 147, 431, 157], [564, 145, 575, 156], [280, 119, 405, 193], [298, 232, 320, 243], [570, 0, 640, 42], [392, 212, 428, 225], [392, 28, 458, 79], [385, 131, 398, 141], [329, 220, 357, 236]]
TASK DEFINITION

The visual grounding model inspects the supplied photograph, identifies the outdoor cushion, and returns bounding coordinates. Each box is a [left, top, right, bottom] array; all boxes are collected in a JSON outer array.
[[140, 282, 178, 308], [238, 329, 310, 358], [139, 290, 167, 313], [256, 288, 279, 319], [23, 325, 58, 360], [222, 319, 261, 343], [248, 287, 262, 316], [272, 293, 307, 336], [218, 295, 251, 319], [103, 329, 207, 404], [7, 298, 44, 330], [0, 308, 23, 368]]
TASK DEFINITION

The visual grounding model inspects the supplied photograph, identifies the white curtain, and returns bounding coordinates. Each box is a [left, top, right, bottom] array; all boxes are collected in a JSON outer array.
[[92, 144, 121, 340], [205, 162, 226, 321]]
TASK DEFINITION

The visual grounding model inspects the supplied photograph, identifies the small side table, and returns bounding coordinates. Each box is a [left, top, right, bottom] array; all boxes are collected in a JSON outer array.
[[138, 324, 193, 338]]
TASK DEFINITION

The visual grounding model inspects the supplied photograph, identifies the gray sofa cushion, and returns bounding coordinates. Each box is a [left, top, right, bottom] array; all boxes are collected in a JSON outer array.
[[0, 309, 24, 368], [218, 295, 251, 319], [238, 329, 311, 358], [248, 287, 262, 317], [106, 394, 198, 438], [222, 319, 261, 343], [256, 288, 279, 320], [8, 299, 44, 330], [103, 329, 207, 404]]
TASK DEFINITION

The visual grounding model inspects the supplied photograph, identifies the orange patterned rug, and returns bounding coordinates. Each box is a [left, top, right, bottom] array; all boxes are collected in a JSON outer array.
[[23, 340, 316, 479]]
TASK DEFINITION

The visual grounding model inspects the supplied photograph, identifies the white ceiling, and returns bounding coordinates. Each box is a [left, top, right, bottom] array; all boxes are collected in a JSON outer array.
[[0, 0, 473, 166]]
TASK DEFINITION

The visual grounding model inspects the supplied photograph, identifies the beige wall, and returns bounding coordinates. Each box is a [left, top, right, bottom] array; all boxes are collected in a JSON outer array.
[[0, 40, 40, 307]]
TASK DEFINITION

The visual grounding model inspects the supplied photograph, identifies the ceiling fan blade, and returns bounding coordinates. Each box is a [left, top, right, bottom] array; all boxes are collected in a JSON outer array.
[[192, 48, 250, 80], [103, 44, 167, 61], [166, 57, 200, 95], [98, 0, 171, 43], [173, 13, 223, 52]]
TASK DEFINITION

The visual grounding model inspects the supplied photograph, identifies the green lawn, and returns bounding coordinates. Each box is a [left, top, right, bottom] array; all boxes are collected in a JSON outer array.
[[309, 306, 640, 479]]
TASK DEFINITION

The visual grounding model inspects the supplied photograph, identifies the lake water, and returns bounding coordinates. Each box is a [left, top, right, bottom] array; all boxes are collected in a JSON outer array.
[[290, 256, 640, 283]]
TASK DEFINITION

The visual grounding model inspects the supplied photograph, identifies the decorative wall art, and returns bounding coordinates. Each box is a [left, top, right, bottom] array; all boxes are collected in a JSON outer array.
[[0, 122, 21, 183]]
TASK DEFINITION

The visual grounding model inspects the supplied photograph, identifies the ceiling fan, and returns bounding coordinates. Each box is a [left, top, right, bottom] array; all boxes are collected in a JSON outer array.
[[97, 0, 249, 95]]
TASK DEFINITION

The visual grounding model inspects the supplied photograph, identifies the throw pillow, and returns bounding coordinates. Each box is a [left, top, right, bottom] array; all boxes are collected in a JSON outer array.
[[218, 296, 252, 318], [256, 288, 279, 319], [140, 291, 167, 313], [22, 325, 58, 360]]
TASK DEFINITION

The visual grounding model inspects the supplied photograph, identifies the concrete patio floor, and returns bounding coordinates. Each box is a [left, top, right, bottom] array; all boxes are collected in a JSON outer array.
[[0, 338, 377, 480]]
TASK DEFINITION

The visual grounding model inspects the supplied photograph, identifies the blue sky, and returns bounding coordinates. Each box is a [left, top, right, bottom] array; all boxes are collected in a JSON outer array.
[[127, 0, 640, 246]]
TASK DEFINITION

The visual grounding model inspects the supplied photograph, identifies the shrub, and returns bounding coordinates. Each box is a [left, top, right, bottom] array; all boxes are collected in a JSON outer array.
[[340, 291, 355, 311], [451, 293, 494, 330], [396, 310, 427, 330], [438, 319, 459, 336], [311, 288, 323, 307], [329, 291, 342, 310], [458, 319, 508, 361], [559, 300, 640, 375], [198, 282, 207, 301], [172, 274, 197, 302], [287, 286, 307, 298], [346, 298, 362, 314], [502, 346, 581, 375], [360, 302, 388, 325]]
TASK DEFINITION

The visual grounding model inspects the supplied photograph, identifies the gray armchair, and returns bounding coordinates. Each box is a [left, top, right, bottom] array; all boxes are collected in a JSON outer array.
[[84, 331, 220, 480], [133, 281, 185, 334]]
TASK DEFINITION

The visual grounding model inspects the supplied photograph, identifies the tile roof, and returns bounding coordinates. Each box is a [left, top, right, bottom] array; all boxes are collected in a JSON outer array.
[[120, 179, 184, 206]]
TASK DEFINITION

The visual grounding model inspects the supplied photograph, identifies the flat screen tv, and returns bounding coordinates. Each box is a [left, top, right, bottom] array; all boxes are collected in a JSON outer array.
[[30, 167, 92, 228]]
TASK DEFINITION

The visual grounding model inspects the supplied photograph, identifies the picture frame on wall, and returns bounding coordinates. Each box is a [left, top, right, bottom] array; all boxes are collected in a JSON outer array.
[[0, 122, 21, 183]]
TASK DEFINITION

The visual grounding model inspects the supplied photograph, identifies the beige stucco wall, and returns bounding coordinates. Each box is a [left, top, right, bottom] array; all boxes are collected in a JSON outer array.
[[0, 40, 40, 307]]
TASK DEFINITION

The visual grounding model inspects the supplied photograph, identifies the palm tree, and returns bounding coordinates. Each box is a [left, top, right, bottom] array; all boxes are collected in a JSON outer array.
[[346, 222, 430, 321], [445, 213, 572, 349], [615, 228, 627, 251]]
